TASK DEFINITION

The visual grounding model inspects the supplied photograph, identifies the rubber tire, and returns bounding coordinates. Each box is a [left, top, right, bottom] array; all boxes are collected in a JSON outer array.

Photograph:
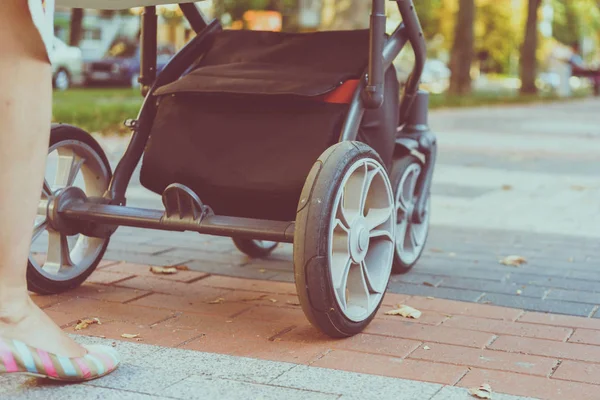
[[232, 238, 278, 258], [27, 124, 112, 295], [294, 141, 392, 338], [390, 154, 430, 274]]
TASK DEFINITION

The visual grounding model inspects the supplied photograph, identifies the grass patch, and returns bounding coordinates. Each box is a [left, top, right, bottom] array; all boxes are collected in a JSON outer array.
[[429, 89, 589, 110], [53, 87, 592, 135], [53, 88, 143, 134]]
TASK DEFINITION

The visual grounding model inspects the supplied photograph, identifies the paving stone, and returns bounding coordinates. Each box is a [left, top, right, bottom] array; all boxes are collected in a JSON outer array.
[[159, 375, 339, 400], [438, 276, 547, 298], [133, 347, 295, 384], [429, 385, 538, 400], [545, 288, 600, 304], [478, 293, 596, 317], [390, 273, 446, 287], [268, 271, 296, 282], [105, 241, 174, 255], [414, 265, 510, 282], [0, 384, 168, 400], [161, 249, 248, 265], [185, 260, 280, 280], [103, 251, 192, 267], [506, 274, 600, 293], [271, 365, 442, 400], [85, 363, 186, 394], [386, 283, 484, 302], [431, 183, 493, 198]]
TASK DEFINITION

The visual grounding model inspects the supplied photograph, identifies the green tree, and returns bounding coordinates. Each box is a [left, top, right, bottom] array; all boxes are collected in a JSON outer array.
[[474, 0, 516, 73], [320, 0, 371, 30], [449, 0, 475, 94], [413, 0, 443, 41], [69, 8, 84, 46], [519, 0, 542, 94]]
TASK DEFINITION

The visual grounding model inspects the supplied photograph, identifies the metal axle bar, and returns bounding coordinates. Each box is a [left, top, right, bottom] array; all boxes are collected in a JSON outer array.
[[61, 202, 295, 243]]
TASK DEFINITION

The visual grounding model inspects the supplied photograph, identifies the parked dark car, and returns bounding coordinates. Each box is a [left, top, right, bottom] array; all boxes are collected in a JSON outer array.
[[84, 38, 175, 87]]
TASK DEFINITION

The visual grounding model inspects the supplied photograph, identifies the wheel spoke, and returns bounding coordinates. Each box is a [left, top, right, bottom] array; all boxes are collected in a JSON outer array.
[[32, 220, 47, 242], [42, 179, 52, 198], [44, 230, 73, 274], [336, 191, 351, 230], [409, 224, 422, 249], [55, 150, 85, 189], [332, 255, 352, 292], [369, 229, 394, 243], [398, 166, 420, 211], [70, 236, 104, 265], [359, 167, 381, 217], [342, 164, 368, 224], [365, 205, 394, 230], [361, 260, 382, 294], [346, 263, 370, 312]]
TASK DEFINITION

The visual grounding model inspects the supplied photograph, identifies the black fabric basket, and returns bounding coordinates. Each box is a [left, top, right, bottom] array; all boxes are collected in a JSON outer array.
[[140, 29, 399, 221]]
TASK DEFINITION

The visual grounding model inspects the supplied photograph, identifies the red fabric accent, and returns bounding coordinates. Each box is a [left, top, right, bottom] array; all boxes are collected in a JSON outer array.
[[317, 80, 360, 104]]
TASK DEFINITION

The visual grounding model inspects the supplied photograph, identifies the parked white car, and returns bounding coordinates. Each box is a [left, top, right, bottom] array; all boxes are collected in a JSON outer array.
[[49, 37, 84, 91], [394, 56, 450, 94]]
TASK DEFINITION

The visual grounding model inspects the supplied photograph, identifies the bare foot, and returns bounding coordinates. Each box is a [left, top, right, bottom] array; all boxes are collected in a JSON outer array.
[[0, 296, 86, 358]]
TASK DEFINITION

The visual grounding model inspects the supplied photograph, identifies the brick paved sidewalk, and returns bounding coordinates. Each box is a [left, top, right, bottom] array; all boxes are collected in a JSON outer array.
[[22, 261, 600, 400]]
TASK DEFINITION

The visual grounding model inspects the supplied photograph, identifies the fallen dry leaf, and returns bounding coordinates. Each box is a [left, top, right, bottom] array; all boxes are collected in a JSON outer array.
[[568, 257, 574, 263], [499, 255, 527, 267], [208, 297, 225, 304], [121, 333, 139, 339], [269, 298, 278, 303], [501, 184, 512, 191], [423, 345, 431, 350], [385, 305, 422, 319], [74, 318, 101, 331], [448, 252, 456, 257], [468, 383, 492, 399], [429, 248, 444, 253], [174, 265, 190, 271], [571, 185, 586, 191], [259, 269, 267, 273], [423, 281, 435, 287], [241, 294, 268, 302], [426, 296, 435, 300], [150, 266, 178, 275], [516, 289, 522, 295], [286, 300, 301, 306]]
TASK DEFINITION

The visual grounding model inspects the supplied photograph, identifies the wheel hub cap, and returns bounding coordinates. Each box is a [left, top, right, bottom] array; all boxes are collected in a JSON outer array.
[[349, 218, 370, 263]]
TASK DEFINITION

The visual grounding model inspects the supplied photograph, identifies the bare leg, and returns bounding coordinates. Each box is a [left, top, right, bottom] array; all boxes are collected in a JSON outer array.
[[0, 0, 86, 357]]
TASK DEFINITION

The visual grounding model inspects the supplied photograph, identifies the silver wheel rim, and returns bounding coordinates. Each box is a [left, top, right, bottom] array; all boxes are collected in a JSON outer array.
[[253, 240, 277, 249], [55, 71, 70, 91], [31, 140, 111, 281], [395, 163, 430, 266], [329, 158, 395, 322]]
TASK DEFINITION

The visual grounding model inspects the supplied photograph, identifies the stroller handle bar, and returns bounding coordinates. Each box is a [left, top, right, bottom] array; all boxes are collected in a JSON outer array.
[[365, 0, 426, 116]]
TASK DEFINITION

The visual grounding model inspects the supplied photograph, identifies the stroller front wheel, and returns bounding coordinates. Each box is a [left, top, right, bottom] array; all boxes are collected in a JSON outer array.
[[27, 124, 113, 295], [294, 142, 395, 337], [232, 238, 278, 258]]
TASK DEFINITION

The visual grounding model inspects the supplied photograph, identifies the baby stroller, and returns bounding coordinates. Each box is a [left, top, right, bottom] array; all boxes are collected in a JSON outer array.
[[33, 0, 437, 338]]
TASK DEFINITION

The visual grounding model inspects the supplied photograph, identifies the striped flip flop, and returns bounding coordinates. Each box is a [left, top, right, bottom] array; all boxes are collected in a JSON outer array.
[[0, 337, 120, 382]]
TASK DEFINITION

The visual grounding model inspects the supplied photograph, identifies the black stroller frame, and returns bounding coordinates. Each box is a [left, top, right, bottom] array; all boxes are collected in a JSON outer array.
[[62, 1, 435, 240], [36, 0, 437, 338]]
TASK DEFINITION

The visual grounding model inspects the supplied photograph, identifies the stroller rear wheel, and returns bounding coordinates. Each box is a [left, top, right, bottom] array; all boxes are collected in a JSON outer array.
[[232, 238, 278, 258], [27, 125, 112, 295], [294, 142, 395, 337], [391, 154, 431, 274]]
